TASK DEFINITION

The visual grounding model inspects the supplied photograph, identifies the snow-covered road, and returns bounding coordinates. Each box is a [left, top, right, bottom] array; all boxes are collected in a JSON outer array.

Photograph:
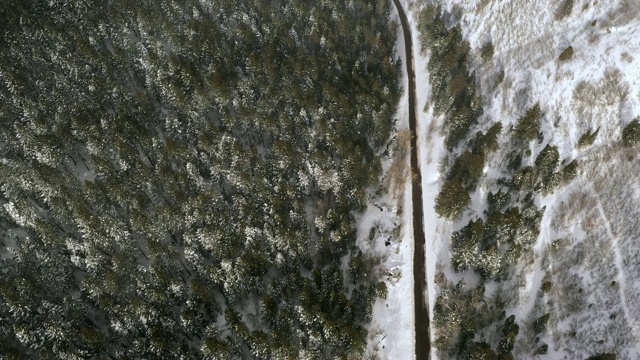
[[391, 0, 431, 358]]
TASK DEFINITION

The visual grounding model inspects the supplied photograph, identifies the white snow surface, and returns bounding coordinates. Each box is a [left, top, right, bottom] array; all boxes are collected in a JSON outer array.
[[370, 0, 640, 358], [366, 0, 444, 357], [417, 0, 640, 359], [364, 1, 416, 358], [406, 2, 443, 360]]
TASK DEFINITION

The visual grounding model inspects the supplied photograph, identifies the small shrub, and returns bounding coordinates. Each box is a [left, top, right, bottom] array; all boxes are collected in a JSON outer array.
[[535, 343, 549, 355], [559, 46, 574, 61], [481, 42, 494, 62], [496, 70, 505, 86], [555, 0, 574, 20], [577, 127, 599, 147], [375, 281, 388, 299], [622, 118, 640, 146], [368, 226, 377, 241], [621, 52, 634, 63], [540, 281, 553, 293]]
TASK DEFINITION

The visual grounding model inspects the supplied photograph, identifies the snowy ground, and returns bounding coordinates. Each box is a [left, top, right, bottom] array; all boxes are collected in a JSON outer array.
[[421, 0, 640, 358], [363, 2, 415, 358], [367, 0, 640, 357], [405, 1, 444, 359], [365, 0, 444, 358]]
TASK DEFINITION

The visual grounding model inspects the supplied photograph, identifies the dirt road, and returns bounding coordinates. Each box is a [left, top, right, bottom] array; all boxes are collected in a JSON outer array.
[[390, 0, 431, 359]]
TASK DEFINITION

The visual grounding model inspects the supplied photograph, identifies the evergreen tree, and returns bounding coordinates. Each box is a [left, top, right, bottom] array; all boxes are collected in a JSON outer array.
[[514, 103, 542, 141], [435, 178, 471, 220]]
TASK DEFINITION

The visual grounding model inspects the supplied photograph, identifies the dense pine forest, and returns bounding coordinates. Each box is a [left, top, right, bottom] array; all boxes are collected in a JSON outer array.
[[0, 0, 401, 358]]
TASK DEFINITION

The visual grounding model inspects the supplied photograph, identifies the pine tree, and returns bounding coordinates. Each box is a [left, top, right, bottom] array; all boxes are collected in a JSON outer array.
[[514, 103, 542, 141], [435, 178, 471, 220]]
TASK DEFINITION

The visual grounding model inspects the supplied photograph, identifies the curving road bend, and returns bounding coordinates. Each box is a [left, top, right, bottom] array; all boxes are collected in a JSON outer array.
[[390, 0, 431, 359]]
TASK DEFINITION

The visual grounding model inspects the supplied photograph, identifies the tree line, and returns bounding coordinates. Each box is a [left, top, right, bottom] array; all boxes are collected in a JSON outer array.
[[0, 0, 401, 358]]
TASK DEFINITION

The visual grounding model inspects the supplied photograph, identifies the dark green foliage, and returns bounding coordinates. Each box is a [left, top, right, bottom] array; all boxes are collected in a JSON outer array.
[[622, 118, 640, 146], [435, 178, 471, 220], [535, 343, 549, 355], [512, 166, 535, 190], [449, 150, 485, 191], [541, 281, 553, 293], [559, 46, 574, 61], [0, 0, 401, 357], [506, 150, 523, 172], [587, 353, 616, 360], [451, 219, 485, 272], [424, 7, 568, 357], [577, 127, 599, 147], [433, 280, 489, 358], [469, 342, 498, 360], [496, 70, 505, 86], [509, 144, 563, 192], [534, 144, 560, 191], [555, 0, 574, 20], [533, 313, 551, 334], [470, 122, 503, 156], [484, 122, 503, 154], [486, 207, 522, 247], [520, 201, 544, 242], [375, 281, 388, 299], [446, 99, 485, 150], [487, 190, 511, 215], [498, 315, 519, 354], [451, 195, 542, 280], [561, 159, 579, 183], [451, 205, 531, 280], [481, 42, 495, 62], [514, 103, 543, 141], [418, 5, 483, 150], [417, 4, 445, 50]]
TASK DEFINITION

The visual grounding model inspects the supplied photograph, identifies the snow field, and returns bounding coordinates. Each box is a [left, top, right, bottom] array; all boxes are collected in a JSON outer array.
[[424, 0, 640, 358]]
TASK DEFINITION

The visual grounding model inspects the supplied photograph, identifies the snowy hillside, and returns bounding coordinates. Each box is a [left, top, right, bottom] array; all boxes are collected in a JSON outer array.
[[416, 0, 640, 358]]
